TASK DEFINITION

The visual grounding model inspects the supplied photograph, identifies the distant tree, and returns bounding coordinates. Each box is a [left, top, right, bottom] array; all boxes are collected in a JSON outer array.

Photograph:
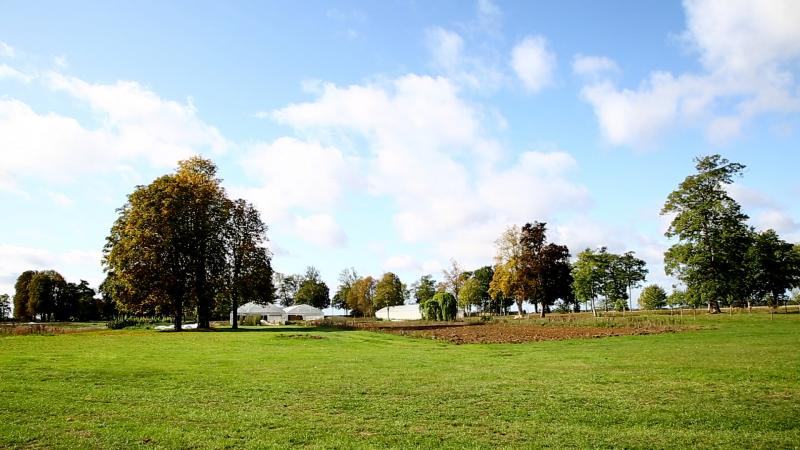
[[458, 277, 482, 313], [471, 266, 494, 312], [28, 270, 67, 321], [373, 272, 406, 311], [518, 222, 573, 317], [347, 276, 376, 317], [746, 229, 800, 311], [639, 285, 668, 310], [0, 294, 10, 320], [66, 280, 98, 321], [662, 154, 751, 313], [274, 273, 301, 307], [490, 225, 525, 315], [225, 199, 273, 329], [619, 251, 648, 310], [13, 270, 36, 321], [410, 274, 437, 304], [599, 252, 629, 312], [333, 267, 359, 312], [572, 249, 602, 316], [667, 289, 688, 309], [422, 292, 457, 321], [295, 266, 330, 309], [441, 259, 467, 298]]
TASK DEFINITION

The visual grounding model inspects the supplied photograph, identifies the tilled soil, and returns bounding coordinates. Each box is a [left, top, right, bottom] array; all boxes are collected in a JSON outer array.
[[371, 322, 679, 344]]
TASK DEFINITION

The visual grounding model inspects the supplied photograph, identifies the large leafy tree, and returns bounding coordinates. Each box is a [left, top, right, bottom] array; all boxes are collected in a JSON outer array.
[[410, 274, 436, 304], [490, 225, 525, 315], [295, 266, 330, 309], [746, 229, 800, 310], [104, 157, 237, 330], [373, 272, 406, 310], [441, 259, 467, 298], [662, 155, 751, 313], [225, 199, 272, 329], [619, 252, 648, 310], [13, 270, 36, 321], [519, 222, 572, 318], [27, 270, 67, 322], [347, 276, 376, 317], [333, 268, 358, 312]]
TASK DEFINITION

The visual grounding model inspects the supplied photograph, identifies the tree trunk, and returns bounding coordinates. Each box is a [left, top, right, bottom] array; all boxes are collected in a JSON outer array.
[[174, 309, 182, 331], [231, 295, 238, 330], [539, 302, 545, 318], [590, 297, 597, 317], [515, 299, 524, 317]]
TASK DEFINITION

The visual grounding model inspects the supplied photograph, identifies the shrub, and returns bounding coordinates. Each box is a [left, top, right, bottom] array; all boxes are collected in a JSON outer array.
[[240, 315, 261, 326]]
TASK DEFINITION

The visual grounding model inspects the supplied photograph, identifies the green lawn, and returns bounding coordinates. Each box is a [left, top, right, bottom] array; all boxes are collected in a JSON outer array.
[[1, 314, 798, 449]]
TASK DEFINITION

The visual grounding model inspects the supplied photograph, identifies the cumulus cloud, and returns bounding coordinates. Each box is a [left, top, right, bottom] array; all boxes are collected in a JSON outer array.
[[270, 74, 588, 268], [0, 72, 229, 190], [511, 36, 556, 93], [424, 26, 504, 90], [426, 27, 464, 73], [233, 137, 357, 222], [293, 213, 348, 248], [580, 0, 800, 148]]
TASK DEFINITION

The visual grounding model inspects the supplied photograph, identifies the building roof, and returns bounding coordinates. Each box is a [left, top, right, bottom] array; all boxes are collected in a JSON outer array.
[[283, 304, 324, 316], [237, 302, 286, 315]]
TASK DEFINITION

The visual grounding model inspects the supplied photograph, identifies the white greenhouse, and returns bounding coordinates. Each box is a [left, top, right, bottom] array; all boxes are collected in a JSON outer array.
[[284, 304, 325, 321], [232, 302, 287, 325], [375, 304, 423, 321]]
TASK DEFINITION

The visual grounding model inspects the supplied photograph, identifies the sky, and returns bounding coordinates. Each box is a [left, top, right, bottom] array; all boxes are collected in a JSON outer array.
[[1, 0, 800, 310]]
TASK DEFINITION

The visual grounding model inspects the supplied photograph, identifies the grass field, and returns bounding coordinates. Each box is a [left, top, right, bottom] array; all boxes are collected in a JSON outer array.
[[1, 314, 798, 449]]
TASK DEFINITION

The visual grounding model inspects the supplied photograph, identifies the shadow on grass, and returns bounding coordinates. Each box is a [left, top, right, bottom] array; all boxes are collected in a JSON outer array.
[[211, 326, 352, 333]]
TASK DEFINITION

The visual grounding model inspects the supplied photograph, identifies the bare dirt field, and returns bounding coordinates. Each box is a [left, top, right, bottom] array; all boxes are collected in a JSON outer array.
[[353, 320, 685, 344]]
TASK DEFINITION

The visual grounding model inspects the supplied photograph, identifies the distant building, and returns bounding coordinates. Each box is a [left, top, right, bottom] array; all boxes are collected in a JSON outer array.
[[284, 304, 325, 321], [375, 304, 423, 321], [233, 302, 287, 325]]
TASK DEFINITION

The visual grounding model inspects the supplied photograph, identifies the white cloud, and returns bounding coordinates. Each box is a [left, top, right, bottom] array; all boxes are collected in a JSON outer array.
[[511, 36, 556, 93], [234, 137, 357, 222], [383, 255, 422, 272], [0, 41, 15, 58], [477, 0, 502, 35], [572, 54, 619, 77], [293, 214, 348, 248], [270, 74, 588, 267], [0, 72, 231, 188], [426, 27, 464, 73], [47, 191, 73, 207], [580, 0, 800, 148], [0, 64, 31, 83], [755, 209, 800, 234]]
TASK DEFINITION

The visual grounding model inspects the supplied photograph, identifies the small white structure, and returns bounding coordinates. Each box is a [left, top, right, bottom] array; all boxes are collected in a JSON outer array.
[[375, 304, 423, 321], [284, 304, 325, 321], [233, 302, 287, 325]]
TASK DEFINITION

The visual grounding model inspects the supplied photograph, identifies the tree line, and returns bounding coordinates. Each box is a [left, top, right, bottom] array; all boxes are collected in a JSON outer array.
[[11, 270, 115, 322], [6, 153, 799, 325]]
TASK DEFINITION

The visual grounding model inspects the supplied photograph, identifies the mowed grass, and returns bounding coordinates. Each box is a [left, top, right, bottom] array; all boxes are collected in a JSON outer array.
[[0, 315, 798, 449]]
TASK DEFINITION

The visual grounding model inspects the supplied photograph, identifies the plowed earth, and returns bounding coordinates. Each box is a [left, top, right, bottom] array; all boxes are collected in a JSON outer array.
[[358, 322, 681, 344]]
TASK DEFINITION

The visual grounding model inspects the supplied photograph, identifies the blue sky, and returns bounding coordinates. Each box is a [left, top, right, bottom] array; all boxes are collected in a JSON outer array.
[[2, 0, 799, 308]]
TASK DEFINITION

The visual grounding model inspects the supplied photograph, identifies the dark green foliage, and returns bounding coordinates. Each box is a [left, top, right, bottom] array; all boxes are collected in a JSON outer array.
[[519, 222, 573, 317], [745, 229, 800, 309], [0, 294, 10, 320], [662, 154, 750, 313], [422, 292, 457, 321], [295, 266, 330, 309], [373, 272, 406, 310], [13, 270, 36, 321], [639, 285, 668, 310], [410, 274, 436, 304]]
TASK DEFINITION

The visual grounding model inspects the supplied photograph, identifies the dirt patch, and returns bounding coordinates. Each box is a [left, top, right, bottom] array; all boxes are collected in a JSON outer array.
[[371, 322, 682, 344]]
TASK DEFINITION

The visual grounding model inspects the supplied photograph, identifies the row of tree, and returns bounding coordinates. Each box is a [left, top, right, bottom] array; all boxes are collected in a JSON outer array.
[[12, 270, 116, 321], [273, 267, 330, 309]]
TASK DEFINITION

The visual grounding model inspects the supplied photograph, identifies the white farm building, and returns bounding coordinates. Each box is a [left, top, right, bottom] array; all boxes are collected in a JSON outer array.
[[284, 304, 325, 321], [375, 304, 423, 321], [232, 302, 287, 325]]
